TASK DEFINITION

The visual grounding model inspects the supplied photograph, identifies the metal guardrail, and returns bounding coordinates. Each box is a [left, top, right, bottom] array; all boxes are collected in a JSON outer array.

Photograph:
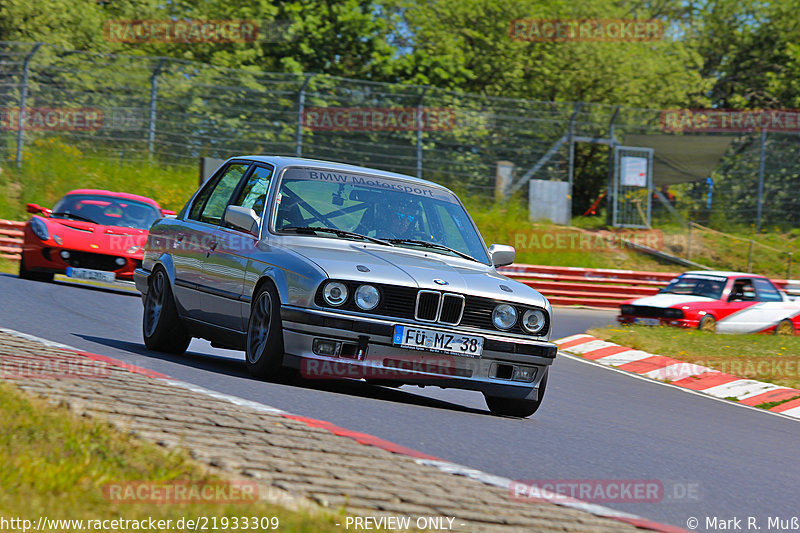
[[0, 219, 23, 261]]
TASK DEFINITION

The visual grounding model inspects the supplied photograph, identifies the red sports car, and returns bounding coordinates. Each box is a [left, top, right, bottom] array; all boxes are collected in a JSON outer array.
[[618, 271, 800, 335], [20, 189, 173, 283]]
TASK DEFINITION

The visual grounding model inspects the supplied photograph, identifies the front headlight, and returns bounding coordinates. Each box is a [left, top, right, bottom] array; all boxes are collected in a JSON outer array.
[[323, 281, 348, 306], [492, 304, 517, 330], [521, 309, 547, 334], [355, 284, 380, 310], [30, 218, 49, 241], [664, 308, 684, 319]]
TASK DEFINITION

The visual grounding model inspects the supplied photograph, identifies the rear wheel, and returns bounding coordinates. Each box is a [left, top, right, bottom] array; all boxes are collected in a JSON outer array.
[[18, 256, 53, 282], [698, 314, 717, 333], [776, 319, 795, 336], [484, 372, 548, 418], [142, 268, 191, 354], [245, 283, 287, 379]]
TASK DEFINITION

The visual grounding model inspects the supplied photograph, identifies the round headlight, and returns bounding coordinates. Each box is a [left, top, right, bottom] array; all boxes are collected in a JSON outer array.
[[30, 218, 49, 241], [521, 309, 547, 334], [323, 281, 348, 306], [355, 284, 380, 310], [492, 304, 517, 330]]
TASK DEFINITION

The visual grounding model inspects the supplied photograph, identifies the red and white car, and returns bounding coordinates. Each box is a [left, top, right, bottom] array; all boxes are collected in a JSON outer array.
[[618, 271, 800, 335], [20, 189, 173, 283]]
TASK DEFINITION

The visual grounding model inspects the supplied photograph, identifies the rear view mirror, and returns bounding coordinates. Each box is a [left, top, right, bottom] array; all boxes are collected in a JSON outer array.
[[488, 244, 515, 267], [223, 205, 260, 236]]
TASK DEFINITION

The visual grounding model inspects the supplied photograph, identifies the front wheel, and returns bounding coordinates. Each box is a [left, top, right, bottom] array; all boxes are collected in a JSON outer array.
[[776, 319, 795, 336], [142, 268, 191, 354], [245, 283, 286, 379], [18, 256, 53, 282], [484, 372, 548, 418], [698, 314, 717, 333]]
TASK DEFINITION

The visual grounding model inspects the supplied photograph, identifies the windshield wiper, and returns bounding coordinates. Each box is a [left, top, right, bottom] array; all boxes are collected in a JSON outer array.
[[282, 226, 393, 246], [51, 211, 97, 224], [386, 238, 479, 262]]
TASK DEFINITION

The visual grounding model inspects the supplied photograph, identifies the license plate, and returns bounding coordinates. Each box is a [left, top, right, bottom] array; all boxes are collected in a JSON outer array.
[[66, 267, 116, 283], [633, 317, 661, 326], [392, 325, 483, 357]]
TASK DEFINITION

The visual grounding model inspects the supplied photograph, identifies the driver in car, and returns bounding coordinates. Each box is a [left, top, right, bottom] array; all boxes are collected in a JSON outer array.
[[376, 198, 423, 240]]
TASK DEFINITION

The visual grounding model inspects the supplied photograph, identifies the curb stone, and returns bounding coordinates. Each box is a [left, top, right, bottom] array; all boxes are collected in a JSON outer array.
[[555, 334, 800, 418], [0, 327, 686, 532]]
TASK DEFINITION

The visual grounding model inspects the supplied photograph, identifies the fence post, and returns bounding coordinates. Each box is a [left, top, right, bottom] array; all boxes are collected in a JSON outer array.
[[296, 74, 314, 157], [747, 239, 754, 272], [605, 105, 621, 226], [416, 86, 429, 179], [567, 103, 582, 222], [756, 129, 766, 232], [147, 58, 167, 160], [15, 42, 43, 169], [687, 220, 692, 260]]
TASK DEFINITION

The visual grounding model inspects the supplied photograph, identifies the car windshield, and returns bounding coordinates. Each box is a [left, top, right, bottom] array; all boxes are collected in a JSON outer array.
[[660, 275, 727, 299], [51, 194, 161, 230], [272, 167, 489, 263]]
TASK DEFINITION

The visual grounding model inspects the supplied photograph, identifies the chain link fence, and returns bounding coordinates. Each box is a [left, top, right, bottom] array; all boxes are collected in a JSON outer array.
[[1, 41, 800, 231]]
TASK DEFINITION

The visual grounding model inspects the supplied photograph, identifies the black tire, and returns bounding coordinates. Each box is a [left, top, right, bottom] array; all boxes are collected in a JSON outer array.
[[18, 255, 53, 282], [775, 319, 795, 336], [484, 371, 548, 418], [142, 268, 191, 354], [245, 282, 287, 379], [698, 314, 717, 333]]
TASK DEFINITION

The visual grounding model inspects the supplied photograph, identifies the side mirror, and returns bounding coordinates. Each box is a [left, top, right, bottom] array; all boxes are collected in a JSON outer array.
[[488, 244, 515, 267], [223, 205, 260, 236], [26, 203, 50, 215], [161, 209, 176, 217]]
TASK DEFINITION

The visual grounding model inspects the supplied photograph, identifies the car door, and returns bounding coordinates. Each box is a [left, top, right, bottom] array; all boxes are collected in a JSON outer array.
[[198, 164, 274, 331], [172, 162, 251, 319], [716, 277, 762, 333]]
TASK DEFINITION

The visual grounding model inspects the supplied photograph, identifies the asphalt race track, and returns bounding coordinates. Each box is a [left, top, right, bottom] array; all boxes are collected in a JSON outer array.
[[2, 273, 799, 530]]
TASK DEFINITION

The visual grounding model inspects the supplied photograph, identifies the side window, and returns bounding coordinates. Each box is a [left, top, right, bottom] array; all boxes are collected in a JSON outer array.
[[753, 278, 783, 302], [232, 165, 273, 217], [730, 279, 756, 301], [188, 163, 249, 225]]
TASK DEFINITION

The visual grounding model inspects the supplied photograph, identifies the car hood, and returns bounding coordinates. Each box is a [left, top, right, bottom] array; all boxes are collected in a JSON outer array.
[[286, 240, 550, 308], [45, 218, 148, 254], [630, 293, 717, 308]]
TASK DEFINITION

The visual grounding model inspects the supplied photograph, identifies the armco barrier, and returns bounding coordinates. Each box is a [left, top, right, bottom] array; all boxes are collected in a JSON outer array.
[[0, 220, 23, 262], [498, 264, 800, 308]]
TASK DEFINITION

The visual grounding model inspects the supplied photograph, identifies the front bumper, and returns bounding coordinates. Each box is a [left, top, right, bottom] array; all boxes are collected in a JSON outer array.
[[22, 247, 140, 280], [617, 315, 698, 328], [281, 306, 556, 401]]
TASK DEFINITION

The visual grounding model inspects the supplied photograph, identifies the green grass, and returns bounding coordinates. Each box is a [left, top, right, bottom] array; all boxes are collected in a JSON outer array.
[[0, 257, 17, 275], [588, 325, 800, 392], [0, 381, 346, 531]]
